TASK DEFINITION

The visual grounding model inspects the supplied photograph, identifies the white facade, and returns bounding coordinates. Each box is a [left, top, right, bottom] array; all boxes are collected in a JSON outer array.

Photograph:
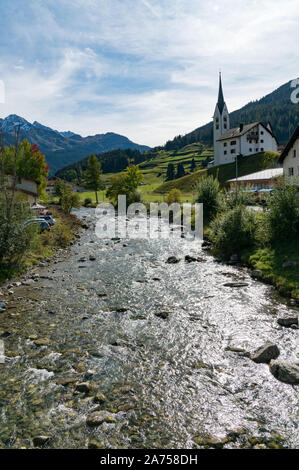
[[217, 123, 278, 165], [213, 76, 278, 166], [280, 130, 299, 186]]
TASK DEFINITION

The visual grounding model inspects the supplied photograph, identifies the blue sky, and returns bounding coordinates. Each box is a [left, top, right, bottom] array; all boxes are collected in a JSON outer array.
[[0, 0, 298, 146]]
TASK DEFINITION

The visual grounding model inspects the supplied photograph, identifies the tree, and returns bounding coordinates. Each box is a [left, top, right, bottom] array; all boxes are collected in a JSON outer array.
[[176, 163, 185, 179], [166, 189, 182, 204], [106, 165, 144, 206], [0, 129, 37, 266], [190, 158, 196, 173], [2, 139, 48, 196], [196, 175, 223, 224], [85, 154, 102, 204], [60, 187, 81, 214], [166, 163, 175, 181]]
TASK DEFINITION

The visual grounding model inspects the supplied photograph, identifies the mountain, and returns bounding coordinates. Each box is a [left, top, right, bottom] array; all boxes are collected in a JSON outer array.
[[0, 115, 150, 175], [164, 80, 299, 151]]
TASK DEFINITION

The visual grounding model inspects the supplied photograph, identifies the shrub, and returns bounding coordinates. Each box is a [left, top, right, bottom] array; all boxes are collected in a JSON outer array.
[[84, 198, 92, 207], [210, 206, 258, 258], [0, 194, 37, 264], [61, 189, 81, 214], [267, 185, 299, 242], [166, 189, 182, 205], [196, 175, 223, 224], [224, 187, 253, 209]]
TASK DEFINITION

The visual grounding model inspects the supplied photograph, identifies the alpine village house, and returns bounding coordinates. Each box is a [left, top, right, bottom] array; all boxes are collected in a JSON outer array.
[[213, 74, 278, 167], [279, 125, 299, 186]]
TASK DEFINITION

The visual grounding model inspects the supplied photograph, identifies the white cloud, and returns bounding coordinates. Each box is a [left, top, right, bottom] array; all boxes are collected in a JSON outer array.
[[0, 0, 298, 146]]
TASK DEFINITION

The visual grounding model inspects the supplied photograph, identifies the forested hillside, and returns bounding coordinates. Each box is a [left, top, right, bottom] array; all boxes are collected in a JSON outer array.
[[164, 80, 299, 150]]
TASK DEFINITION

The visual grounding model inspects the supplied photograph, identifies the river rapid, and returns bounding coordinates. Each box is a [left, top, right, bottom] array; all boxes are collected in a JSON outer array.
[[0, 208, 298, 449]]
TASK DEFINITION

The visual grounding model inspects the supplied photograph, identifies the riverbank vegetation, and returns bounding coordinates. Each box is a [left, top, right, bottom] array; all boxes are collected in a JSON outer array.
[[201, 179, 299, 301]]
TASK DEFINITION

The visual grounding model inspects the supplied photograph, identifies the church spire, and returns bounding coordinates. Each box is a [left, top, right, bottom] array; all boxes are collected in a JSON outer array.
[[217, 72, 225, 114]]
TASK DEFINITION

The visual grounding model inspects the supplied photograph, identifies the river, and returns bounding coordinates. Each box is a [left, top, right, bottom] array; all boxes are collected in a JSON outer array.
[[0, 208, 298, 449]]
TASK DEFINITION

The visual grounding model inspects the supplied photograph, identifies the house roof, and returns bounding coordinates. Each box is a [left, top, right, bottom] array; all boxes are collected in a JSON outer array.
[[279, 125, 299, 163], [217, 121, 278, 143], [227, 168, 283, 183]]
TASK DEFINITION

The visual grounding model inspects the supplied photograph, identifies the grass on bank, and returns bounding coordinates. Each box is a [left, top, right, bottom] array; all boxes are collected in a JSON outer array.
[[244, 239, 299, 301], [0, 207, 82, 285]]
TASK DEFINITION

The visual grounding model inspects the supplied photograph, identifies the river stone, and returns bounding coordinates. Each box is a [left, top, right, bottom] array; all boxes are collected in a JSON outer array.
[[166, 256, 180, 264], [33, 338, 50, 347], [75, 382, 90, 393], [193, 435, 229, 449], [32, 436, 51, 447], [269, 360, 299, 384], [86, 411, 116, 427], [277, 316, 298, 327], [251, 343, 280, 364], [56, 377, 78, 387], [88, 439, 106, 449], [223, 282, 249, 288], [94, 392, 107, 404], [155, 311, 169, 320]]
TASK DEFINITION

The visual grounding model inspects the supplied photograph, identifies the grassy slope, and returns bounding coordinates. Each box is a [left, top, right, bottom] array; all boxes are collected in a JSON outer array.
[[207, 151, 280, 184], [244, 239, 299, 301], [155, 151, 280, 194]]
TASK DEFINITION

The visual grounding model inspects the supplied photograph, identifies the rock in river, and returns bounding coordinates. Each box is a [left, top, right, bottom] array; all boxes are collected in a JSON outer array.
[[270, 360, 299, 385], [277, 316, 298, 328], [86, 411, 116, 427], [166, 256, 180, 264], [32, 436, 51, 447], [251, 343, 280, 364], [75, 382, 91, 394]]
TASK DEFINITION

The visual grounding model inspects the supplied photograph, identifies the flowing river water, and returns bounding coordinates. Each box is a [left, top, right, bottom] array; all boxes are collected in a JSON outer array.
[[0, 208, 298, 449]]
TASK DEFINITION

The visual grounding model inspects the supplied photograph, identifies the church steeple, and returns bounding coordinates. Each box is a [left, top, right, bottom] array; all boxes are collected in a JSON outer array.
[[217, 72, 225, 114], [213, 72, 230, 166]]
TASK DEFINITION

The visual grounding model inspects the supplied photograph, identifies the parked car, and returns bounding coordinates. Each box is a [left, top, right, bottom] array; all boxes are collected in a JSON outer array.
[[24, 218, 50, 233], [40, 215, 55, 226]]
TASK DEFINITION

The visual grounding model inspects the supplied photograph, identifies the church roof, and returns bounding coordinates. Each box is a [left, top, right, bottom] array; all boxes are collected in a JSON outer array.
[[217, 121, 278, 143], [217, 74, 225, 114], [217, 122, 259, 141]]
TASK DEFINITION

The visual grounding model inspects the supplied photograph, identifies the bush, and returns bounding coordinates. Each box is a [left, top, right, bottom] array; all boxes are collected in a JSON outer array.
[[61, 189, 81, 214], [0, 194, 37, 265], [267, 185, 299, 242], [196, 175, 223, 224], [166, 189, 182, 204], [84, 198, 92, 207], [210, 206, 258, 258], [224, 187, 253, 209]]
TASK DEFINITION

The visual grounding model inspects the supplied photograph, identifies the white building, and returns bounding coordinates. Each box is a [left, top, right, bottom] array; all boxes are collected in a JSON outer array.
[[279, 125, 299, 186], [213, 75, 278, 166]]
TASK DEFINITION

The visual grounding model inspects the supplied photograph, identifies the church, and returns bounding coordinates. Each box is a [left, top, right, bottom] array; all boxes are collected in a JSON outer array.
[[213, 74, 278, 166]]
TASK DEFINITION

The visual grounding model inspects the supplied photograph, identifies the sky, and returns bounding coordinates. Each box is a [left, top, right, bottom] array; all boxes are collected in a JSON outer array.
[[0, 0, 298, 147]]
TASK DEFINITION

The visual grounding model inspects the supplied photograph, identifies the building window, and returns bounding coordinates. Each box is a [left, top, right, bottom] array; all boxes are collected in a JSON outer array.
[[216, 125, 219, 130], [230, 141, 237, 146], [224, 125, 227, 129], [289, 167, 294, 176], [294, 150, 297, 158], [261, 131, 264, 135], [224, 142, 227, 147], [256, 149, 259, 152], [231, 149, 236, 154], [249, 148, 252, 152], [261, 139, 264, 143], [224, 151, 227, 155], [261, 148, 264, 151]]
